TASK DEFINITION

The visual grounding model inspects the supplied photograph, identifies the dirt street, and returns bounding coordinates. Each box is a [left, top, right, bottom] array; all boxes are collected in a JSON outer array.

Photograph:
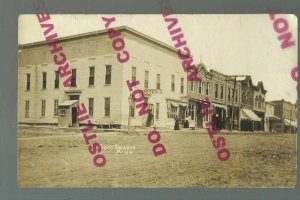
[[18, 126, 296, 188]]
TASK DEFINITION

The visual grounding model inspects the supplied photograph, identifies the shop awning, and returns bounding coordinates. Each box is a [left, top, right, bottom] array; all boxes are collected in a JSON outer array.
[[284, 119, 297, 127], [59, 100, 79, 107], [241, 108, 261, 121], [267, 116, 280, 120], [212, 103, 227, 110], [179, 103, 187, 107], [170, 102, 179, 107]]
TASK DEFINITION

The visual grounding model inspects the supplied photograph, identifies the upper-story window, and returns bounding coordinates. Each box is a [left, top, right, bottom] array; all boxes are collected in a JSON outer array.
[[215, 83, 218, 98], [89, 98, 94, 117], [105, 65, 112, 85], [190, 81, 194, 92], [41, 100, 46, 117], [26, 74, 30, 91], [42, 72, 47, 89], [228, 88, 231, 101], [105, 97, 110, 117], [171, 75, 175, 92], [235, 89, 238, 103], [156, 74, 161, 89], [198, 81, 201, 94], [206, 82, 209, 95], [144, 70, 149, 89], [89, 66, 95, 86], [25, 100, 29, 118], [180, 78, 184, 94], [71, 69, 76, 87], [54, 71, 59, 89], [220, 85, 224, 100], [132, 67, 136, 82]]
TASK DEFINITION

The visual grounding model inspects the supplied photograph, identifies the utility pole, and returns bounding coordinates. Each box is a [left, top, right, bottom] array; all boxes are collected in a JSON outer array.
[[226, 75, 247, 131], [230, 77, 237, 131]]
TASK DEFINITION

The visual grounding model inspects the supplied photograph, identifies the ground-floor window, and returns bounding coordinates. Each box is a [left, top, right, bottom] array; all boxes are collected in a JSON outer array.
[[156, 103, 160, 120], [168, 105, 178, 119]]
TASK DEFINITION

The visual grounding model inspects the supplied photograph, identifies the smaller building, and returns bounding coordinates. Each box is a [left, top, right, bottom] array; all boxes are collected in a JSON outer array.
[[265, 102, 280, 132], [271, 99, 297, 133]]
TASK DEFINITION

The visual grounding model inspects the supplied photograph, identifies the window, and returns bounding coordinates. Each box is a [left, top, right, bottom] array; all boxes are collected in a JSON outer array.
[[180, 78, 184, 94], [105, 97, 110, 117], [156, 74, 161, 89], [42, 72, 47, 89], [201, 82, 205, 94], [105, 65, 111, 85], [171, 75, 175, 92], [144, 71, 149, 89], [132, 67, 136, 82], [54, 99, 59, 116], [89, 98, 94, 117], [206, 83, 209, 95], [89, 67, 95, 86], [156, 103, 160, 120], [60, 109, 66, 116], [130, 101, 135, 117], [215, 83, 218, 98], [41, 100, 46, 117], [54, 71, 59, 88], [26, 74, 30, 91], [189, 102, 195, 120], [190, 81, 194, 92], [198, 81, 201, 94], [168, 105, 178, 119], [232, 89, 234, 101], [228, 88, 231, 101], [25, 100, 29, 118], [221, 85, 224, 99], [235, 90, 238, 103], [71, 69, 76, 87]]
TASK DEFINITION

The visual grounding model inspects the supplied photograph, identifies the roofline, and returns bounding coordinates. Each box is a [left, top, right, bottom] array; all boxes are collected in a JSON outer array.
[[18, 26, 188, 57]]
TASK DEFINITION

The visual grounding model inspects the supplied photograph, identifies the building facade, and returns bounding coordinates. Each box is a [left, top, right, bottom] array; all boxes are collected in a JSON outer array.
[[18, 26, 188, 129], [186, 64, 241, 130], [239, 76, 266, 131], [265, 102, 280, 132], [271, 99, 297, 133]]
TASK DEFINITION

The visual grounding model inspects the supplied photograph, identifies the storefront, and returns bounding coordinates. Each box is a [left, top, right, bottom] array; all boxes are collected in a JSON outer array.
[[240, 108, 261, 131]]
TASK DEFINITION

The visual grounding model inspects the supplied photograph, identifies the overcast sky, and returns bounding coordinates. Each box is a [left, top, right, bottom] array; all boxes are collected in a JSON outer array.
[[19, 14, 298, 103]]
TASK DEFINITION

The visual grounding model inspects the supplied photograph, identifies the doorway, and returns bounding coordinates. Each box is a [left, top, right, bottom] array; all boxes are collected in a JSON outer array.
[[72, 107, 77, 125]]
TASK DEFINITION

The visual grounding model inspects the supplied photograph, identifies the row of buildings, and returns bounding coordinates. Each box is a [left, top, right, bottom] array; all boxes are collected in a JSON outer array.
[[18, 26, 297, 133]]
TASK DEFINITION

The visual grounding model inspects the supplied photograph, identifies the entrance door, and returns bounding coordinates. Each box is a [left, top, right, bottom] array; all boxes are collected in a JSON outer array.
[[72, 107, 77, 125], [179, 106, 186, 126]]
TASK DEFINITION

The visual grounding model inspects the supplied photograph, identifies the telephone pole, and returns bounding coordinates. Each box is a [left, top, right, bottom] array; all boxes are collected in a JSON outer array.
[[226, 75, 247, 131]]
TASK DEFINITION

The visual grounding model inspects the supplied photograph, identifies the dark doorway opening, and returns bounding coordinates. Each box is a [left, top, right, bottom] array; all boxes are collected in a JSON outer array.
[[72, 107, 77, 125]]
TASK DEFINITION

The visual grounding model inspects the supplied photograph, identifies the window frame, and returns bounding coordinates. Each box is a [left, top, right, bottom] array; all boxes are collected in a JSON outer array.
[[105, 65, 112, 85]]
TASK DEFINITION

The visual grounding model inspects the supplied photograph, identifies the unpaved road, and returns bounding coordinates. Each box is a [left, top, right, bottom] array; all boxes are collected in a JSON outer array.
[[18, 126, 296, 188]]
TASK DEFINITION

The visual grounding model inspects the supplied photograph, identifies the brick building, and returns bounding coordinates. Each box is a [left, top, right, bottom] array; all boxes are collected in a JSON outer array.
[[239, 76, 266, 131], [265, 102, 280, 132], [271, 99, 297, 133], [18, 26, 188, 129], [187, 64, 241, 130]]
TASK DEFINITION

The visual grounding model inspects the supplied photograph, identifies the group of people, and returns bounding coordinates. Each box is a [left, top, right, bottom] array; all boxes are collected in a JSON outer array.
[[173, 114, 231, 131]]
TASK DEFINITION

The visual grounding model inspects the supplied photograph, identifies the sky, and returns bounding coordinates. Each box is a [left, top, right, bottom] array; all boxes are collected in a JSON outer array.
[[19, 14, 298, 103]]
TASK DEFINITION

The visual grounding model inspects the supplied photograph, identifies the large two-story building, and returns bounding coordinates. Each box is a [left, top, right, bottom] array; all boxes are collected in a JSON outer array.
[[239, 76, 266, 131], [271, 99, 297, 133], [186, 64, 242, 130], [18, 26, 188, 128]]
